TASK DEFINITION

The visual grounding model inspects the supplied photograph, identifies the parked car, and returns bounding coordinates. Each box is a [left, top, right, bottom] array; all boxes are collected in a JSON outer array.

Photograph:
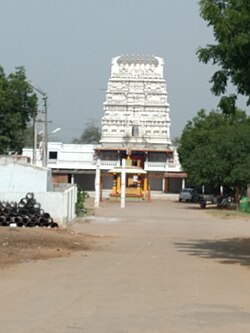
[[179, 188, 200, 202]]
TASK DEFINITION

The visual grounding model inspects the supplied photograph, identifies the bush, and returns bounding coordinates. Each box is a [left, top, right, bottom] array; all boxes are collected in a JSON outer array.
[[75, 186, 89, 216]]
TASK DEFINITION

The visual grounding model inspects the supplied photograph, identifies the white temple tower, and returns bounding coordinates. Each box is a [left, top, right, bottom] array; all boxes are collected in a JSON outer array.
[[100, 55, 171, 149]]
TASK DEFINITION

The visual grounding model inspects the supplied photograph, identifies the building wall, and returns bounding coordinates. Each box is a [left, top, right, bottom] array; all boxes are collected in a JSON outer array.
[[23, 143, 96, 170], [0, 157, 52, 192]]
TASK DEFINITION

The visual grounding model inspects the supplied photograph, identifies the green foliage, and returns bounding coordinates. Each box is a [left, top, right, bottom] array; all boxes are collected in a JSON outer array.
[[75, 186, 89, 216], [178, 109, 250, 189], [22, 125, 34, 148], [0, 66, 37, 154], [197, 0, 250, 105], [73, 120, 101, 144]]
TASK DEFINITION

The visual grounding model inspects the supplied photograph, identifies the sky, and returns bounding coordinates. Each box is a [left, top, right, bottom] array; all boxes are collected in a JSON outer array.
[[0, 0, 249, 143]]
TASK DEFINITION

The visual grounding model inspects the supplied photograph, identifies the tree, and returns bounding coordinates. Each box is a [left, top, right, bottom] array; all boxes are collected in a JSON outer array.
[[73, 121, 101, 144], [197, 0, 250, 105], [0, 66, 37, 154], [178, 109, 250, 193]]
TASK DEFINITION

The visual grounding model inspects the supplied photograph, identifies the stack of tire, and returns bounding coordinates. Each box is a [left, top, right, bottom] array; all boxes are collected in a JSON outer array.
[[0, 193, 58, 228]]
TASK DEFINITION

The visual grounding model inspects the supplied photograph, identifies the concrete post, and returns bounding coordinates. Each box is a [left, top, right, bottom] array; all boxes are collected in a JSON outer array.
[[71, 174, 75, 184], [95, 159, 100, 208], [162, 178, 165, 192], [202, 185, 205, 194], [121, 158, 126, 208], [220, 185, 223, 196], [182, 178, 186, 189]]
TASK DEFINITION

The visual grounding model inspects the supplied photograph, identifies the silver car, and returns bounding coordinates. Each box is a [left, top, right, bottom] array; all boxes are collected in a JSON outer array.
[[179, 188, 199, 202]]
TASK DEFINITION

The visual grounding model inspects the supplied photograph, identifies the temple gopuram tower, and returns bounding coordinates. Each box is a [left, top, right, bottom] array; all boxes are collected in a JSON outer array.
[[100, 55, 171, 148], [95, 55, 183, 194]]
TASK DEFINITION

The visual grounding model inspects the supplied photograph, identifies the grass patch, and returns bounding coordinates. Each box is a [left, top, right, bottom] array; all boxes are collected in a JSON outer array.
[[206, 207, 250, 220]]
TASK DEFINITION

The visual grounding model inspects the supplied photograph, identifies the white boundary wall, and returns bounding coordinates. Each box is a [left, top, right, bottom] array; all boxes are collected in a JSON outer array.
[[0, 185, 77, 227], [0, 157, 53, 192]]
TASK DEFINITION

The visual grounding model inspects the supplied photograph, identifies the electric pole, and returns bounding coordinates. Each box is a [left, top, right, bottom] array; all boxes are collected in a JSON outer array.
[[27, 81, 48, 167]]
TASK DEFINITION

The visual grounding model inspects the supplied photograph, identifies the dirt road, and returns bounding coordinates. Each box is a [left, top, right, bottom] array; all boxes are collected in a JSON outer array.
[[1, 200, 250, 332]]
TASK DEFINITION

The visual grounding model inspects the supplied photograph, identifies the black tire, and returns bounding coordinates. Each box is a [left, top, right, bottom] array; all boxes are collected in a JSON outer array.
[[200, 201, 206, 209], [26, 192, 34, 200]]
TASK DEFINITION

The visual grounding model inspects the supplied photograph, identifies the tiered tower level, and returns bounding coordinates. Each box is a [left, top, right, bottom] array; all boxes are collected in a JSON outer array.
[[100, 55, 171, 148]]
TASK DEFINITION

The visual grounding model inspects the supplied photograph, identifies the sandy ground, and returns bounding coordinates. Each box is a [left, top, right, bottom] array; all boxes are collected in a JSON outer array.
[[1, 198, 250, 332], [0, 227, 95, 268]]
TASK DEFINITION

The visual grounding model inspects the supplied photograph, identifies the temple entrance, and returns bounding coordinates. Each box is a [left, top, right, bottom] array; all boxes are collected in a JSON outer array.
[[108, 166, 147, 201]]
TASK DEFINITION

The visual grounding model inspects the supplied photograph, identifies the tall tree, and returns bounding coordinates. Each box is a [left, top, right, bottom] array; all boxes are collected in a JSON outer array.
[[0, 66, 37, 154], [73, 121, 101, 144], [197, 0, 250, 105], [178, 109, 250, 192]]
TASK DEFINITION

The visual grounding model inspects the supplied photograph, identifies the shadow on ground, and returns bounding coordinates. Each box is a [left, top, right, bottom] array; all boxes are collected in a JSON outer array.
[[175, 238, 250, 267]]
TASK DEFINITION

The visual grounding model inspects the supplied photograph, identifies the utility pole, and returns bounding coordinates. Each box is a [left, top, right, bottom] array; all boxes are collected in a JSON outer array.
[[32, 107, 37, 165], [43, 94, 48, 167], [27, 81, 48, 167]]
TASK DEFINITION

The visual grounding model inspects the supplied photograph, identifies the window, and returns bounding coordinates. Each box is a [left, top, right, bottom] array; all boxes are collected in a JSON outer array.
[[132, 126, 139, 137], [49, 151, 58, 160]]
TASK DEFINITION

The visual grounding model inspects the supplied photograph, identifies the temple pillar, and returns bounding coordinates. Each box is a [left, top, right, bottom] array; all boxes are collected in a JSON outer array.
[[121, 159, 126, 208], [112, 174, 117, 195], [117, 175, 121, 193], [143, 177, 148, 192], [136, 175, 142, 195]]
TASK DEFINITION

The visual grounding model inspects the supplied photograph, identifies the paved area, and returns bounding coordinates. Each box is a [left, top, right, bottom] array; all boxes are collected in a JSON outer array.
[[1, 199, 250, 332]]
